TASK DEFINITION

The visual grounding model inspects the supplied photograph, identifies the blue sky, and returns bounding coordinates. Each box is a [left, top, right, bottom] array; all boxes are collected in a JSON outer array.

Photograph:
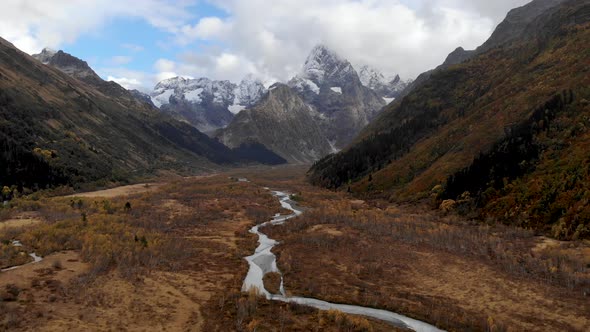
[[1, 0, 530, 91], [60, 1, 229, 87]]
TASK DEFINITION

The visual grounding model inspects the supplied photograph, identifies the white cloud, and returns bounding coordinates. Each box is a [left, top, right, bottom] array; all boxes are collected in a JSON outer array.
[[0, 0, 195, 54], [154, 58, 177, 72], [156, 71, 179, 82], [107, 75, 142, 90], [175, 0, 530, 80], [178, 17, 231, 44], [2, 0, 531, 89], [150, 59, 197, 84], [98, 67, 150, 90]]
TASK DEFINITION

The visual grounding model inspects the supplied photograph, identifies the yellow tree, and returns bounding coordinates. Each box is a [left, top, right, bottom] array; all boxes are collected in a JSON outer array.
[[2, 186, 11, 200]]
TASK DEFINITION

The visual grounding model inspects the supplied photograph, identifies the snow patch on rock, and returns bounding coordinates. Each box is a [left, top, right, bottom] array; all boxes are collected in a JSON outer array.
[[228, 104, 246, 114], [290, 77, 320, 95], [330, 87, 342, 94], [185, 88, 204, 103], [151, 89, 174, 108]]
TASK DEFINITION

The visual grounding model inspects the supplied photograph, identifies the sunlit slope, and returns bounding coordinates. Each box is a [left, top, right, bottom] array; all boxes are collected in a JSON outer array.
[[309, 0, 590, 239]]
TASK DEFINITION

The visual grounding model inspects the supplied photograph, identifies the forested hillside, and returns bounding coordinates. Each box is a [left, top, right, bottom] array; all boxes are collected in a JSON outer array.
[[309, 0, 590, 239], [0, 37, 283, 195]]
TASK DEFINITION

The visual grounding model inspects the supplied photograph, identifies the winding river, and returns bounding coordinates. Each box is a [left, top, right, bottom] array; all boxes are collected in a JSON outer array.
[[243, 190, 445, 332], [0, 240, 43, 272]]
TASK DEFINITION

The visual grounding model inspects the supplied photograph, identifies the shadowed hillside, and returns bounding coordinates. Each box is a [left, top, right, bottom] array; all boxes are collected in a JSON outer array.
[[0, 38, 283, 193]]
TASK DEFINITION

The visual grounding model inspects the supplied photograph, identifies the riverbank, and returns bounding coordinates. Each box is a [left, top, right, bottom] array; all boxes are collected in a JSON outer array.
[[243, 190, 443, 331]]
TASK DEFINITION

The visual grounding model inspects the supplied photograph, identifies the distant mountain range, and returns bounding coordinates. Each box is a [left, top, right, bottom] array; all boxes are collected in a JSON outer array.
[[27, 42, 411, 167], [309, 0, 590, 239], [149, 75, 266, 133], [213, 45, 395, 162], [148, 47, 408, 134], [146, 44, 407, 163]]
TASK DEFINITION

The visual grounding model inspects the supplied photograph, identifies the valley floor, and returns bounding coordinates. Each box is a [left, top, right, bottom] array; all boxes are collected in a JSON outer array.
[[0, 166, 588, 331]]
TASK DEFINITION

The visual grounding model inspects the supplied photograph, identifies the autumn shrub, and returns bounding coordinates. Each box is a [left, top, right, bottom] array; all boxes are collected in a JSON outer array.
[[318, 310, 373, 332], [270, 201, 590, 296], [0, 242, 31, 268], [52, 259, 63, 270]]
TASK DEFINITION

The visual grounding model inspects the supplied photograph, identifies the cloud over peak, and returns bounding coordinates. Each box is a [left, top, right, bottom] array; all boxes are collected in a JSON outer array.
[[0, 0, 531, 90]]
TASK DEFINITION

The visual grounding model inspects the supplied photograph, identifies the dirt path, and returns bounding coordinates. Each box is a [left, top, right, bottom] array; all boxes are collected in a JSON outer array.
[[0, 218, 42, 231], [63, 174, 218, 199], [64, 183, 164, 198]]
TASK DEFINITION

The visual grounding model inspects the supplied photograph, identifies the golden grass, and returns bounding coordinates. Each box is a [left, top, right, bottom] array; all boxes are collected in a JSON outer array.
[[2, 166, 588, 331]]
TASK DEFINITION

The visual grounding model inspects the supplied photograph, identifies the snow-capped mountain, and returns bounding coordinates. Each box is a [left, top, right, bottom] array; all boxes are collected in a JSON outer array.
[[149, 75, 267, 133], [286, 44, 386, 149], [358, 65, 412, 101], [32, 47, 57, 64], [219, 45, 386, 161], [233, 74, 267, 111], [288, 45, 359, 99]]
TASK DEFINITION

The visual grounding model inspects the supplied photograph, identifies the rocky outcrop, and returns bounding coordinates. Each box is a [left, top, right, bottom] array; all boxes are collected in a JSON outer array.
[[217, 84, 333, 164]]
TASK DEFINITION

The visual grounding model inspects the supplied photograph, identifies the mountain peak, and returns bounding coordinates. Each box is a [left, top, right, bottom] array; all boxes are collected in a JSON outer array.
[[235, 74, 266, 108], [288, 44, 359, 98], [240, 73, 262, 84], [32, 49, 100, 81], [298, 44, 355, 85], [358, 65, 387, 88], [358, 65, 410, 99], [442, 46, 475, 66], [34, 47, 57, 63], [305, 44, 343, 66], [477, 0, 568, 53]]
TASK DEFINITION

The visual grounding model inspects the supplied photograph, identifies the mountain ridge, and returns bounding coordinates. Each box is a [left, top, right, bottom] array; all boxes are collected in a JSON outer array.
[[149, 75, 266, 133]]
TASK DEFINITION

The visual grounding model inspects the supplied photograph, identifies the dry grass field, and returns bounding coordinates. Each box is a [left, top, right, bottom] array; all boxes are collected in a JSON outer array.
[[255, 169, 590, 331], [1, 165, 588, 331]]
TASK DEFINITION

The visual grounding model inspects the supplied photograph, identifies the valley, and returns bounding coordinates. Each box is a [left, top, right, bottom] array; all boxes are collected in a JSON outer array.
[[1, 167, 588, 331], [1, 0, 589, 331]]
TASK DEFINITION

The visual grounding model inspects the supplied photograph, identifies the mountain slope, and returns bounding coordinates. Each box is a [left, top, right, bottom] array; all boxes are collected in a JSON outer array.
[[1, 38, 282, 191], [401, 0, 568, 98], [217, 84, 333, 164], [32, 48, 148, 108], [309, 0, 590, 239]]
